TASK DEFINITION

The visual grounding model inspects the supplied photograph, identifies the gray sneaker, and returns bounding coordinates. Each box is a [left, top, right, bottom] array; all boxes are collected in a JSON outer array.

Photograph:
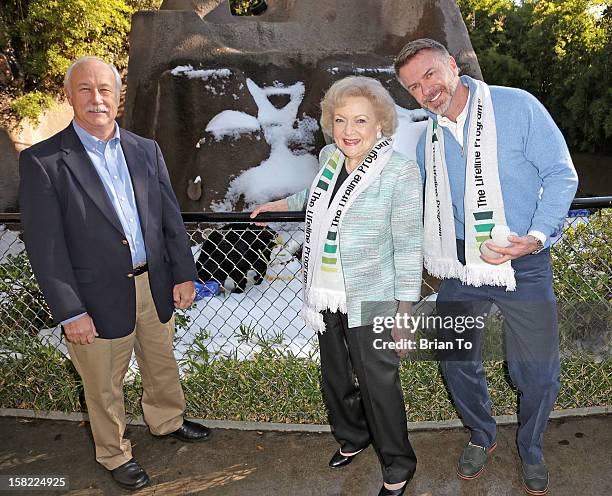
[[522, 461, 549, 495], [457, 441, 497, 480]]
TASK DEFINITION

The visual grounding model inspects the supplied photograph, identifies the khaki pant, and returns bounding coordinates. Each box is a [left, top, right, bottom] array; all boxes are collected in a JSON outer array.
[[67, 272, 185, 470]]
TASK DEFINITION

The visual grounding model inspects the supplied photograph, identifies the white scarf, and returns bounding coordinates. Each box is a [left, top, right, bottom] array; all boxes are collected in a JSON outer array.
[[301, 138, 394, 332], [424, 79, 516, 290]]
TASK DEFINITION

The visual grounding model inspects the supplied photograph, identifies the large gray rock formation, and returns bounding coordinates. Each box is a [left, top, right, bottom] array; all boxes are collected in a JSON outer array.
[[0, 129, 20, 212], [124, 0, 481, 211]]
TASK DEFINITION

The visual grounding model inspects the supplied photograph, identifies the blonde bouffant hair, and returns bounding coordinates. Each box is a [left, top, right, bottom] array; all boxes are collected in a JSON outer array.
[[320, 76, 398, 137]]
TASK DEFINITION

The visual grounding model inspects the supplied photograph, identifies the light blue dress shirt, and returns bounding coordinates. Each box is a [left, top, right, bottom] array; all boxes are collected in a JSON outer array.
[[63, 121, 147, 325]]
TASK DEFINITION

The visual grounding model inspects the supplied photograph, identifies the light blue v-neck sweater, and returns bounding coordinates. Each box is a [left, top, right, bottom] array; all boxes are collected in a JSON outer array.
[[416, 75, 578, 247]]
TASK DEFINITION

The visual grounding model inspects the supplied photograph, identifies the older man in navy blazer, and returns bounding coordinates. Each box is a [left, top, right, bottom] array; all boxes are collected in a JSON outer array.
[[19, 56, 210, 491]]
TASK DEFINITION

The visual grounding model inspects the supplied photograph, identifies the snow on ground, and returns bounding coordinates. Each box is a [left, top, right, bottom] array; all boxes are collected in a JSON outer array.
[[34, 243, 313, 368], [0, 225, 24, 263], [180, 225, 313, 363], [181, 256, 311, 361], [19, 227, 314, 369]]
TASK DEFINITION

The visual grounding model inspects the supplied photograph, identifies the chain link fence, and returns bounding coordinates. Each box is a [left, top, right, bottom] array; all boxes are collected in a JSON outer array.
[[0, 199, 610, 422]]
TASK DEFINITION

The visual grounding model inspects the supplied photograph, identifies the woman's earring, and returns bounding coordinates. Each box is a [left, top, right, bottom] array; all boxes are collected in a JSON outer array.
[[376, 130, 382, 139]]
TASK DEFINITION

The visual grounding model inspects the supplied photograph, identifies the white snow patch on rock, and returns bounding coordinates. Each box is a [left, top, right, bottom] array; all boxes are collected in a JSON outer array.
[[205, 110, 261, 141]]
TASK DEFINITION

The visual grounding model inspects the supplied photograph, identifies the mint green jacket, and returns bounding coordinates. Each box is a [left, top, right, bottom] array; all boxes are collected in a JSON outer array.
[[287, 144, 423, 328]]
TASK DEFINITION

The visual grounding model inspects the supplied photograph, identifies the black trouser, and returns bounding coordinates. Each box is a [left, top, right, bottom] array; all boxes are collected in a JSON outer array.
[[319, 311, 417, 484]]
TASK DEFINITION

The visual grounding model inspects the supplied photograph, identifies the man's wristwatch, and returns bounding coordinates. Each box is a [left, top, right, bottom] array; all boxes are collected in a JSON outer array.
[[527, 235, 544, 254]]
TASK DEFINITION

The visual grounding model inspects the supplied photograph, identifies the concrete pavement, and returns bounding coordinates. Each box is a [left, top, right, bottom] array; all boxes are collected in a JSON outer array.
[[0, 414, 610, 495]]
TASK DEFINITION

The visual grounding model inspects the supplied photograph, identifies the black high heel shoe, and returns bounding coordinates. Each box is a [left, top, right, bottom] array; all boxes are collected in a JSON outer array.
[[377, 481, 407, 496], [328, 448, 363, 468]]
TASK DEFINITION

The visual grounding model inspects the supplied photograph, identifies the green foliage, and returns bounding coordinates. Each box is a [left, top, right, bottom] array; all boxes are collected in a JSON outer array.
[[551, 209, 612, 301], [182, 344, 324, 422], [1, 0, 134, 93], [1, 0, 166, 122], [175, 311, 192, 330], [0, 252, 54, 335], [551, 210, 612, 360], [20, 0, 133, 88], [125, 0, 162, 9], [457, 0, 611, 153], [230, 0, 260, 16], [0, 332, 82, 411], [8, 90, 54, 124], [2, 327, 610, 420]]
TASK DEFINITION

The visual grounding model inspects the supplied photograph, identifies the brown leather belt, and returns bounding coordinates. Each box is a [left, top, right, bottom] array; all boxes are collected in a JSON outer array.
[[133, 263, 149, 276]]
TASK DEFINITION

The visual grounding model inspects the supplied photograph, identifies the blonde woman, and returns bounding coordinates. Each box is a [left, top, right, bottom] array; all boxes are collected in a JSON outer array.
[[252, 76, 423, 495]]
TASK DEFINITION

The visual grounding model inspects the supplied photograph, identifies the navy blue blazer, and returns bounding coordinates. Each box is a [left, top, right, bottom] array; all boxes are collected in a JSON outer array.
[[19, 124, 197, 339]]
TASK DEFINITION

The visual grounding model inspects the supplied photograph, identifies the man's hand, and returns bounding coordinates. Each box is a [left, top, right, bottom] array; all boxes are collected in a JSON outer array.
[[173, 280, 196, 309], [480, 235, 541, 265], [63, 314, 98, 345]]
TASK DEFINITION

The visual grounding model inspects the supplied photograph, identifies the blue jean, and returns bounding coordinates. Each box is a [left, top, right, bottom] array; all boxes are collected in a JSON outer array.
[[436, 240, 560, 464]]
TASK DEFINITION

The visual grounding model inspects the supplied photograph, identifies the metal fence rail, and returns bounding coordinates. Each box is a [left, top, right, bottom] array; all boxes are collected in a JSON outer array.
[[0, 197, 610, 422]]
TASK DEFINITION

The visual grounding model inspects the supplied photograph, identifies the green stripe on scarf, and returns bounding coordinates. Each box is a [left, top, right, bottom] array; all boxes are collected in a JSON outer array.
[[317, 180, 329, 191], [473, 211, 493, 220], [321, 266, 338, 273], [475, 223, 495, 233]]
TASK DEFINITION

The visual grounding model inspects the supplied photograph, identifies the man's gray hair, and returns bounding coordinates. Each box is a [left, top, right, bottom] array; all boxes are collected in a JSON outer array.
[[64, 56, 122, 102], [393, 38, 450, 78]]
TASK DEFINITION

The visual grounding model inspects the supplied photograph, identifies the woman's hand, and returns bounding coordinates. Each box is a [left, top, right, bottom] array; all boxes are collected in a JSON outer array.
[[391, 301, 415, 359], [250, 199, 289, 226]]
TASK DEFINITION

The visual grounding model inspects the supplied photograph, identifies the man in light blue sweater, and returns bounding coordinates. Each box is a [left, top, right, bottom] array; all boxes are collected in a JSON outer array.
[[394, 39, 578, 495]]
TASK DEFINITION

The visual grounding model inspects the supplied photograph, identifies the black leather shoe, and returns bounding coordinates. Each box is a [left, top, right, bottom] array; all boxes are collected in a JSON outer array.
[[167, 419, 211, 442], [328, 448, 363, 468], [110, 459, 149, 491], [522, 461, 549, 495], [457, 441, 497, 480], [378, 481, 407, 496]]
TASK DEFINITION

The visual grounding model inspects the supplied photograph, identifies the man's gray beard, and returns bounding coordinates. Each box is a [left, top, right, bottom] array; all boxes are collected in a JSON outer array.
[[428, 85, 455, 117]]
